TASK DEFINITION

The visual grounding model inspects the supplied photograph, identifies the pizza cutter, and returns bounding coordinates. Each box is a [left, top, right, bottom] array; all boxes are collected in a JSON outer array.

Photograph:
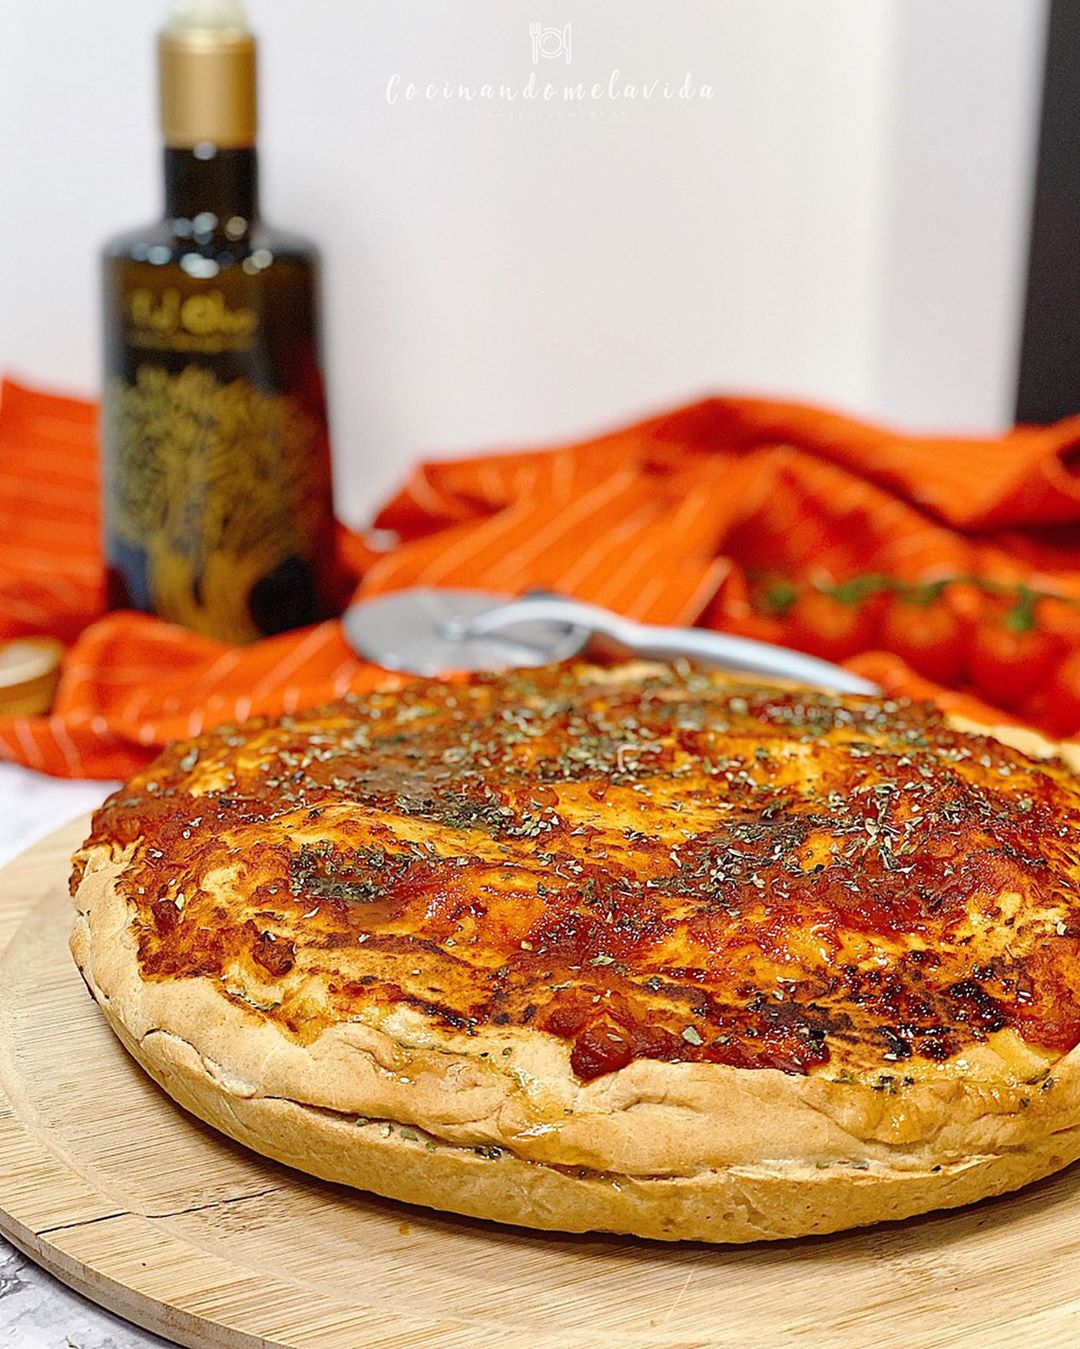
[[342, 587, 879, 694]]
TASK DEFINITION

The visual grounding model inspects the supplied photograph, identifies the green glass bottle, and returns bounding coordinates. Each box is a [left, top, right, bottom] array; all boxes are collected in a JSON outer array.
[[102, 0, 340, 644]]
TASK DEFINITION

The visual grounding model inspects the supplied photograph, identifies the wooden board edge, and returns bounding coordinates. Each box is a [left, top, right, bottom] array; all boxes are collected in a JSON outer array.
[[0, 814, 91, 952], [0, 826, 518, 1349]]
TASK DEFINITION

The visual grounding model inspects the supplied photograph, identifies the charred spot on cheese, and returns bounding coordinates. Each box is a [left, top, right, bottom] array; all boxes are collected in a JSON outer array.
[[84, 664, 1080, 1083]]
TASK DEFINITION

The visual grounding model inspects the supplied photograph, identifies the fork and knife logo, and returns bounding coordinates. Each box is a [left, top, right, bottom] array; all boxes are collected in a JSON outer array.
[[529, 20, 572, 64]]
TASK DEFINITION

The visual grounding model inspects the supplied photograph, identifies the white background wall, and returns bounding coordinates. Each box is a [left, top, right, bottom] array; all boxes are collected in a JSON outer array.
[[0, 0, 1047, 524]]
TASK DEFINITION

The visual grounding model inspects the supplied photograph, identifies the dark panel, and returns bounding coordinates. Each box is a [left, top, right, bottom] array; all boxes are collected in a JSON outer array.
[[1016, 0, 1080, 424]]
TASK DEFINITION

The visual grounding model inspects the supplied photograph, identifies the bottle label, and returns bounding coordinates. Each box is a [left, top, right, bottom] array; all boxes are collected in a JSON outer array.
[[103, 363, 335, 645], [126, 287, 258, 354]]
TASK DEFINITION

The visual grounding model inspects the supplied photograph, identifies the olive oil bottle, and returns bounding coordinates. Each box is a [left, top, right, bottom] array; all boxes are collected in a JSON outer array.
[[102, 0, 339, 644]]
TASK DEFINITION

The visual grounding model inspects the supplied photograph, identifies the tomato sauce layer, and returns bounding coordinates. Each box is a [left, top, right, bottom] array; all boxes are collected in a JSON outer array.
[[77, 665, 1080, 1083]]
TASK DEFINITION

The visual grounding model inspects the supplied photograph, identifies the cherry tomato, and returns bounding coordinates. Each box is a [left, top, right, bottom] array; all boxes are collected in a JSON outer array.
[[879, 589, 966, 686], [1037, 594, 1080, 645], [942, 579, 986, 628], [969, 590, 1065, 710], [1031, 649, 1080, 739], [785, 588, 880, 663], [703, 571, 787, 644]]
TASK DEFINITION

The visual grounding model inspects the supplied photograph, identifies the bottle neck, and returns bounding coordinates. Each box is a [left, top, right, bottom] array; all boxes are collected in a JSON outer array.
[[163, 146, 259, 231]]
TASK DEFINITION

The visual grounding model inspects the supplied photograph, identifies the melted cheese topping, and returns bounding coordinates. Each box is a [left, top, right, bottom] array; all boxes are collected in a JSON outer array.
[[75, 664, 1080, 1086]]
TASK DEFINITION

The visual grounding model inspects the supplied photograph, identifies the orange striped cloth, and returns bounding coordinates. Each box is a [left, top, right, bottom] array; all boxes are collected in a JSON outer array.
[[2, 376, 1079, 779]]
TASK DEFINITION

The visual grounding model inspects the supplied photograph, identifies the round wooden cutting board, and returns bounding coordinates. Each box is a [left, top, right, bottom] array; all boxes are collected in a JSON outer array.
[[2, 819, 1080, 1348]]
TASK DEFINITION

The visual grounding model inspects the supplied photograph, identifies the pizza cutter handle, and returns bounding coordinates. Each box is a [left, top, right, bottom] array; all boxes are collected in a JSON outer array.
[[452, 596, 880, 695]]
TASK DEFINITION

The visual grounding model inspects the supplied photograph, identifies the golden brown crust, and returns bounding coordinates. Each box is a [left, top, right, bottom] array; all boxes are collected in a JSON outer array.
[[70, 664, 1080, 1241], [82, 990, 1080, 1244], [70, 853, 1080, 1242]]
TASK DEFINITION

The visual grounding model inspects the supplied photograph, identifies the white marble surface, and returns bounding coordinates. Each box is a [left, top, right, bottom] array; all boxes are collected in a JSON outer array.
[[0, 765, 171, 1347]]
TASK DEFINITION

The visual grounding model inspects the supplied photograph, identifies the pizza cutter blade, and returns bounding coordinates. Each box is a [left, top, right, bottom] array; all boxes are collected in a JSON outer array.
[[343, 587, 880, 694], [342, 587, 590, 677]]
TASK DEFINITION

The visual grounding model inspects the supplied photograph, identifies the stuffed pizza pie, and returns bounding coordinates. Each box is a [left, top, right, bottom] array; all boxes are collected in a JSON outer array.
[[70, 662, 1080, 1242]]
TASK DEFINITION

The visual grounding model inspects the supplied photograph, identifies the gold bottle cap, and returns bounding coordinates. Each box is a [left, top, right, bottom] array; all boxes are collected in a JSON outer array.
[[159, 0, 257, 150]]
